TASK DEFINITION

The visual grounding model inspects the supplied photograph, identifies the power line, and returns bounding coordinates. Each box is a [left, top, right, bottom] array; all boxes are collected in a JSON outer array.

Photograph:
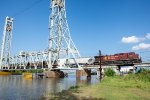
[[12, 0, 44, 17]]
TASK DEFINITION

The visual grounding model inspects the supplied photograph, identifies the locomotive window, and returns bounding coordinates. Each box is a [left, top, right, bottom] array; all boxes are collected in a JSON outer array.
[[129, 52, 135, 55], [129, 53, 133, 55]]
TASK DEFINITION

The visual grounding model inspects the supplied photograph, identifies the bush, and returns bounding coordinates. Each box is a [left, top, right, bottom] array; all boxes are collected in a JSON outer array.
[[104, 68, 115, 77], [137, 70, 150, 82], [124, 69, 150, 82]]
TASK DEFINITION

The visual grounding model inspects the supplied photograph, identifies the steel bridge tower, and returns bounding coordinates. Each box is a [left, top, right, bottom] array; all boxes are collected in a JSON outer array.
[[0, 17, 13, 69], [48, 0, 81, 69]]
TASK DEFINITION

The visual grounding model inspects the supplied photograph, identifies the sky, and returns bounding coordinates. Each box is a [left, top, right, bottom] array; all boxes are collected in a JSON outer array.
[[0, 0, 150, 62]]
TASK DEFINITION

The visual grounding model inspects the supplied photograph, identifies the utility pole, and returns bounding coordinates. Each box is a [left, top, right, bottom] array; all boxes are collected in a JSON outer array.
[[99, 50, 102, 81]]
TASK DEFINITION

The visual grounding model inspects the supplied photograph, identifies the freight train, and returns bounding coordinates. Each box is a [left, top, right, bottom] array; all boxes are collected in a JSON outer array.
[[94, 52, 141, 65]]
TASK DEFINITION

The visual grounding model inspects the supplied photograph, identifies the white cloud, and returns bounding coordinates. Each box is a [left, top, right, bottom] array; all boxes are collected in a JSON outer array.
[[121, 36, 145, 44], [146, 33, 150, 39], [132, 43, 150, 50]]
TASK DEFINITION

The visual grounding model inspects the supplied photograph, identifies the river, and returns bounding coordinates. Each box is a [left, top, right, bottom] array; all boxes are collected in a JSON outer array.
[[0, 71, 99, 100]]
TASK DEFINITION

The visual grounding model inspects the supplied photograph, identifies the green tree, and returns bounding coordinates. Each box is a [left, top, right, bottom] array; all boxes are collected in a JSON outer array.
[[104, 68, 115, 77]]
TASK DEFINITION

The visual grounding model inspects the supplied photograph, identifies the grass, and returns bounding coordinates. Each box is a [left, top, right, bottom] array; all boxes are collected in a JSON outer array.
[[43, 70, 150, 100], [92, 76, 150, 100]]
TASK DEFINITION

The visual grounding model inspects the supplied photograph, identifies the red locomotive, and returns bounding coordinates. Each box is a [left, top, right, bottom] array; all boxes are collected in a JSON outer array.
[[94, 52, 141, 65]]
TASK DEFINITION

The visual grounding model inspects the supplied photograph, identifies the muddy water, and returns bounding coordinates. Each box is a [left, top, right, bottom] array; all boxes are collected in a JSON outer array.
[[0, 71, 99, 100]]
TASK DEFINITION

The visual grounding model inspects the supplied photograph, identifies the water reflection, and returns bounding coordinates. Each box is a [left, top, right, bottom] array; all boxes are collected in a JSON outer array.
[[0, 73, 99, 100]]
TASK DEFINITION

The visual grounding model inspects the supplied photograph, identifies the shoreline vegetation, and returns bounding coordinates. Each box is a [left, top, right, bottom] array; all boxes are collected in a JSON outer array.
[[43, 69, 150, 100], [0, 69, 43, 75]]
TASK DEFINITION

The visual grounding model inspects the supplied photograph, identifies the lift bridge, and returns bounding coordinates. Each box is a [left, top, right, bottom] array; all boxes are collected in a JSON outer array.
[[0, 0, 82, 70]]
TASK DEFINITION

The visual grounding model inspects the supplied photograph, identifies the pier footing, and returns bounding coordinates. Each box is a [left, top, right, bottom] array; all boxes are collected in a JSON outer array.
[[44, 70, 65, 78], [76, 69, 91, 78]]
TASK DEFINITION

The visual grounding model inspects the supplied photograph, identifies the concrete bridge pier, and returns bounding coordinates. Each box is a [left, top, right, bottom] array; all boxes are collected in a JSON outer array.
[[44, 70, 65, 78], [76, 70, 82, 78], [84, 69, 91, 79], [76, 69, 91, 79]]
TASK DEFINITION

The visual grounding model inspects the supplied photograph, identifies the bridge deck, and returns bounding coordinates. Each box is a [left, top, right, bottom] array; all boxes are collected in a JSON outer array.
[[0, 63, 150, 71]]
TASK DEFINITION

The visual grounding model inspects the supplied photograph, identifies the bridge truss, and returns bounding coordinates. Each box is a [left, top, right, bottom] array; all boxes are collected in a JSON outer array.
[[0, 0, 81, 70], [48, 0, 81, 69], [0, 17, 13, 69]]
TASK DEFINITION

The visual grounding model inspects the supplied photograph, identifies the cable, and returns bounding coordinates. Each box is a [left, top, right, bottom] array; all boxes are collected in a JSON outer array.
[[12, 0, 45, 17]]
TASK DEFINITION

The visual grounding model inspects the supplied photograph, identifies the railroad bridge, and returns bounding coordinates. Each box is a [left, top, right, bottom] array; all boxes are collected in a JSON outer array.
[[0, 0, 81, 71], [0, 0, 149, 78]]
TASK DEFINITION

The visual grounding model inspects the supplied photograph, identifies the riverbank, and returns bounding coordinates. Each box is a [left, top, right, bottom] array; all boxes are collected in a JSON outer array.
[[45, 70, 150, 100], [0, 69, 43, 75]]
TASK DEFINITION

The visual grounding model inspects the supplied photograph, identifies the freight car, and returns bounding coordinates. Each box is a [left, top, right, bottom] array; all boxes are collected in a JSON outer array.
[[94, 52, 141, 65]]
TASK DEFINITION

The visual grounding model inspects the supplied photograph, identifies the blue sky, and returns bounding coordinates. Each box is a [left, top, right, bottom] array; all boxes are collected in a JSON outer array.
[[0, 0, 150, 61]]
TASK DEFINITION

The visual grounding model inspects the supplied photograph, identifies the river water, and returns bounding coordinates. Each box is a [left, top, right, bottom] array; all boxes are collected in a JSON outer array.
[[0, 71, 99, 100]]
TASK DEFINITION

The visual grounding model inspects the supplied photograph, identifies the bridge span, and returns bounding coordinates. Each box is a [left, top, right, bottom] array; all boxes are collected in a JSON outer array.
[[0, 63, 149, 71]]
